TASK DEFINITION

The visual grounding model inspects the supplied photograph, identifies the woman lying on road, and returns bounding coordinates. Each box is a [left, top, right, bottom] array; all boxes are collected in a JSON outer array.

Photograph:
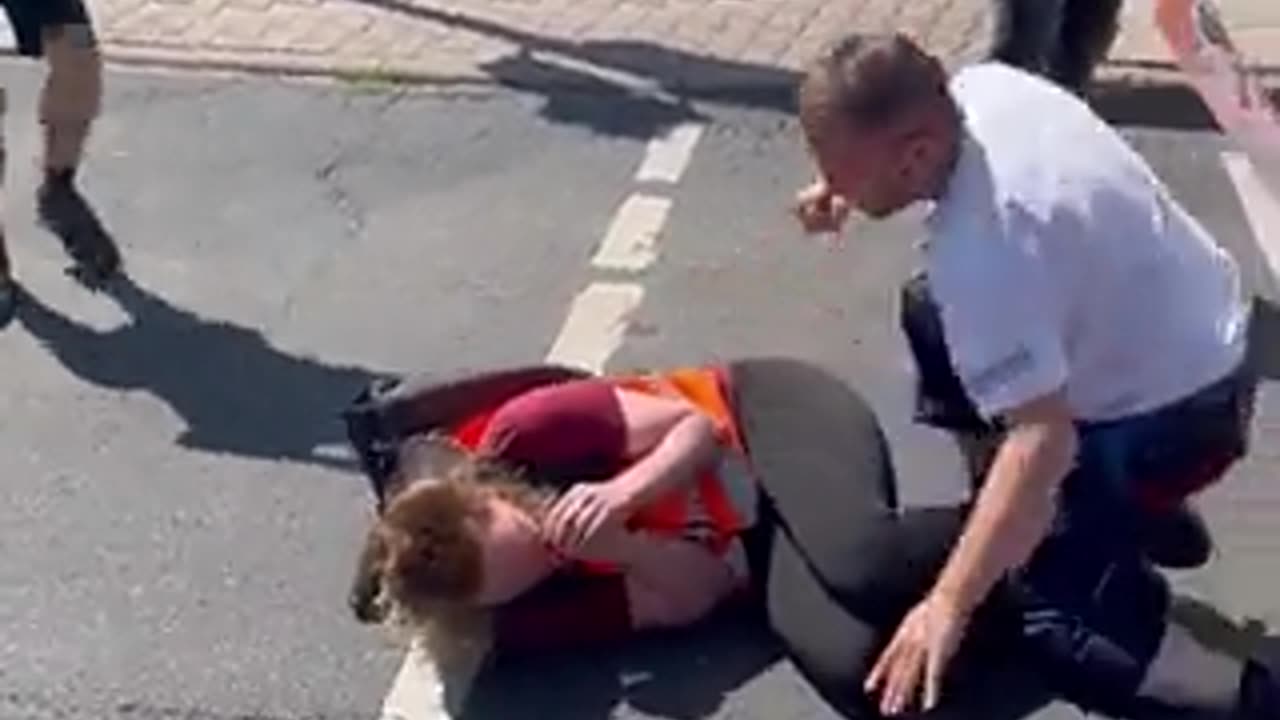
[[344, 357, 1279, 719], [346, 358, 971, 718]]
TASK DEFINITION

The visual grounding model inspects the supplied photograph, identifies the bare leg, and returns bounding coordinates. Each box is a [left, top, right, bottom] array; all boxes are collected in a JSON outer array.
[[37, 22, 120, 286], [1051, 0, 1124, 93]]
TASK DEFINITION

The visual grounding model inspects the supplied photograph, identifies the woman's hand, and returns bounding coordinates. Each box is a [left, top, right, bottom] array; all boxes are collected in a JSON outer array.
[[544, 480, 638, 559]]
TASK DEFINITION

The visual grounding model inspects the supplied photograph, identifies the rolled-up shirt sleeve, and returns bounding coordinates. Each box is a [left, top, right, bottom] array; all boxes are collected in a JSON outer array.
[[929, 232, 1068, 420]]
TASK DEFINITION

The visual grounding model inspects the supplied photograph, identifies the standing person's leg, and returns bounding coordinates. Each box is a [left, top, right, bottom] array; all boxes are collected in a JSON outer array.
[[989, 0, 1069, 76], [31, 0, 119, 284], [0, 0, 26, 323], [1051, 0, 1125, 92]]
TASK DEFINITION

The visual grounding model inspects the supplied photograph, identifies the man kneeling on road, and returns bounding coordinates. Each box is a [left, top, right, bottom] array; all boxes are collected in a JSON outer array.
[[0, 0, 121, 326], [792, 32, 1273, 719]]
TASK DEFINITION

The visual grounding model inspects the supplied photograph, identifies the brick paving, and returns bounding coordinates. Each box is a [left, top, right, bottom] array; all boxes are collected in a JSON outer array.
[[0, 0, 1257, 91], [79, 0, 995, 87], [1109, 0, 1280, 78]]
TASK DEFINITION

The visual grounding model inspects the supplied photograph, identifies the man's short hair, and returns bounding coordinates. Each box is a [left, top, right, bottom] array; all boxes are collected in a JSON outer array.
[[799, 32, 950, 134]]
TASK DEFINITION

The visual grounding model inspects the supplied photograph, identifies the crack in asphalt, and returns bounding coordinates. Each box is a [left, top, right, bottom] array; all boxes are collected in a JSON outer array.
[[314, 151, 365, 242], [308, 83, 412, 244]]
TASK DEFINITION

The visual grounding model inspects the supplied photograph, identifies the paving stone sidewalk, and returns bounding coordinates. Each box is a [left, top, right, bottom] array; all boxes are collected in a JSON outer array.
[[83, 0, 996, 89], [0, 0, 1270, 92], [1109, 0, 1280, 78]]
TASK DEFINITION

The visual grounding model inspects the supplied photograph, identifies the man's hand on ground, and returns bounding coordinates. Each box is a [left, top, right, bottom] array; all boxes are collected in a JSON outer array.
[[865, 590, 970, 715]]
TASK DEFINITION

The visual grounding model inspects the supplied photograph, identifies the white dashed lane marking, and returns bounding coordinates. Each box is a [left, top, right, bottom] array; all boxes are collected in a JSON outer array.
[[591, 194, 671, 272], [543, 282, 646, 373], [379, 115, 706, 719], [635, 122, 706, 184], [1222, 150, 1280, 283]]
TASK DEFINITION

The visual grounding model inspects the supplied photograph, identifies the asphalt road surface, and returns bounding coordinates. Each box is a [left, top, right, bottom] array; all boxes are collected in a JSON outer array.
[[1, 61, 1277, 720]]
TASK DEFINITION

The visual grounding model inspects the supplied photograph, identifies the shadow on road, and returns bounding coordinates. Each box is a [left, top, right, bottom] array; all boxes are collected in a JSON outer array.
[[1172, 594, 1280, 665], [464, 605, 1057, 720], [466, 611, 783, 720], [479, 48, 708, 139], [1089, 78, 1224, 131], [1090, 58, 1280, 132], [342, 0, 797, 138], [16, 274, 382, 471]]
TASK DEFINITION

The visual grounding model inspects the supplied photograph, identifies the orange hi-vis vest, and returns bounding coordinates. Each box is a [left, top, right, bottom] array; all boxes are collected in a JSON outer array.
[[446, 365, 757, 568]]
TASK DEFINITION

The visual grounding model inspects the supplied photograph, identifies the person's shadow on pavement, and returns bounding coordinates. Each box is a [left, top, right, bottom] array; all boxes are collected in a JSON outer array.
[[464, 606, 784, 720], [463, 602, 1056, 720], [1172, 594, 1280, 667], [16, 274, 383, 470]]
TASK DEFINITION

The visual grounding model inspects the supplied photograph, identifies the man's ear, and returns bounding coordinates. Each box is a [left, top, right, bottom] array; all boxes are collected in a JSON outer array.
[[898, 129, 944, 192]]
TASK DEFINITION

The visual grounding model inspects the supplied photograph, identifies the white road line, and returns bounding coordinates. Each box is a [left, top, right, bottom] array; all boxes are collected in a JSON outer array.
[[380, 113, 679, 720], [530, 51, 674, 102], [543, 282, 646, 372], [591, 194, 670, 271], [377, 282, 646, 720], [381, 643, 446, 720], [310, 442, 356, 463], [635, 122, 706, 184], [1222, 150, 1280, 281]]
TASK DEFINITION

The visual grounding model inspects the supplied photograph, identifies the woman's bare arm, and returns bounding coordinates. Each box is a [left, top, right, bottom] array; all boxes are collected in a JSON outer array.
[[607, 388, 722, 511]]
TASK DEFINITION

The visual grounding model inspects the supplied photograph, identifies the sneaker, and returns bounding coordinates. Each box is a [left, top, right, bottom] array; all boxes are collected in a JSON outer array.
[[1140, 503, 1214, 570], [1233, 658, 1280, 719], [37, 172, 122, 288]]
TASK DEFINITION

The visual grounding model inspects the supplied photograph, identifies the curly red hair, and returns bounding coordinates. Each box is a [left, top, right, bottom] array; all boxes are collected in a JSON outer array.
[[372, 436, 553, 630]]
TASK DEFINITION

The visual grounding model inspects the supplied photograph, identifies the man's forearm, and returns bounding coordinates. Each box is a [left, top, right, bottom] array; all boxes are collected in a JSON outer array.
[[931, 421, 1076, 612]]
